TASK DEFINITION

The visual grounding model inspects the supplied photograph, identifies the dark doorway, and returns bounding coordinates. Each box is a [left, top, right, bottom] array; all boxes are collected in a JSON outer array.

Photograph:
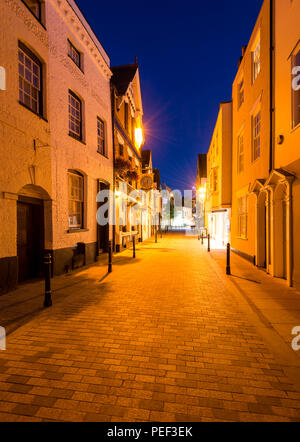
[[97, 181, 110, 254], [17, 197, 44, 283], [283, 200, 287, 280]]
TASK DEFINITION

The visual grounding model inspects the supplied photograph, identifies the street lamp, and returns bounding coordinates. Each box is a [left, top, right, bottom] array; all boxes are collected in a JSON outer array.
[[135, 128, 144, 149]]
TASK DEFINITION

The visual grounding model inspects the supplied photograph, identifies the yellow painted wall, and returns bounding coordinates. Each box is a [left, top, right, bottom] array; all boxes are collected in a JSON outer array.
[[206, 102, 232, 215], [231, 0, 271, 261], [275, 0, 300, 289]]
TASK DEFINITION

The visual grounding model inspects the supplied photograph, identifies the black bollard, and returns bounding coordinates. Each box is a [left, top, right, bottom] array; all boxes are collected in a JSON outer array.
[[201, 233, 204, 245], [155, 227, 158, 243], [226, 243, 231, 275], [208, 234, 211, 253], [44, 254, 53, 308], [108, 240, 112, 273], [160, 228, 163, 239], [133, 235, 136, 259]]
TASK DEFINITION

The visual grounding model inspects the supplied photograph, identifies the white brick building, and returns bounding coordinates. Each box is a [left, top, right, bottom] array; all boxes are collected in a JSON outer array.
[[0, 0, 114, 293]]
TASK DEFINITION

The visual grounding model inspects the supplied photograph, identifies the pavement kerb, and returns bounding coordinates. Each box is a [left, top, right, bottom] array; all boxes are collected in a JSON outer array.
[[205, 249, 300, 393]]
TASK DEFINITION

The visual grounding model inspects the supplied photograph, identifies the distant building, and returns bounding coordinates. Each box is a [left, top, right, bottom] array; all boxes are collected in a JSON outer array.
[[205, 102, 232, 247], [111, 62, 145, 251], [196, 154, 207, 230]]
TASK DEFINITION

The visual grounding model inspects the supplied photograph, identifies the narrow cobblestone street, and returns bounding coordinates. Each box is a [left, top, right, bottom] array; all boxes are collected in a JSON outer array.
[[0, 233, 300, 422]]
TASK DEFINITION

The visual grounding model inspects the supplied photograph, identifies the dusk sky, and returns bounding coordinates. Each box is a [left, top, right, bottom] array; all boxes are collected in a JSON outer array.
[[76, 0, 263, 191]]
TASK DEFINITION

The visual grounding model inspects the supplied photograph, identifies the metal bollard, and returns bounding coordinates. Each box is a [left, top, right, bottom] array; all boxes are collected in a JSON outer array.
[[155, 227, 158, 243], [108, 240, 113, 273], [44, 254, 53, 308], [133, 235, 136, 259], [201, 233, 204, 245], [226, 243, 231, 275], [160, 228, 163, 239], [208, 234, 211, 253]]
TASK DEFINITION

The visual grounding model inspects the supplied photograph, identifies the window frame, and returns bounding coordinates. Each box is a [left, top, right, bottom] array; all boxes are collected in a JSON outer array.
[[238, 78, 245, 109], [213, 168, 218, 193], [252, 37, 261, 84], [237, 132, 244, 173], [21, 0, 42, 23], [18, 41, 43, 117], [68, 39, 82, 71], [124, 102, 129, 132], [97, 117, 106, 157], [68, 90, 83, 141], [237, 195, 248, 239], [119, 143, 124, 157], [252, 110, 261, 162], [68, 171, 84, 230]]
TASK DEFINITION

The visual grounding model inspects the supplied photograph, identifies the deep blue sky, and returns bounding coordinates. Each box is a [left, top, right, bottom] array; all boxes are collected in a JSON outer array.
[[76, 0, 263, 191]]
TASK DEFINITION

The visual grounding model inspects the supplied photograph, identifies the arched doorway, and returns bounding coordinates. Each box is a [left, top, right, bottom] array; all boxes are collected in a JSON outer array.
[[273, 183, 288, 280], [17, 185, 51, 283]]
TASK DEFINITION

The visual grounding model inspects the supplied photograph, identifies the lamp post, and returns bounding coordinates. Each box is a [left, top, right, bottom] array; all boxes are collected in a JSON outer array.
[[108, 240, 113, 273], [226, 243, 231, 275]]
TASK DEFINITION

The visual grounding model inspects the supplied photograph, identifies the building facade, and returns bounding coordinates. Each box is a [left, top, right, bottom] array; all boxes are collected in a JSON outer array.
[[196, 154, 207, 231], [206, 102, 232, 247], [111, 63, 145, 252], [270, 0, 300, 289], [231, 0, 272, 265], [0, 0, 114, 294]]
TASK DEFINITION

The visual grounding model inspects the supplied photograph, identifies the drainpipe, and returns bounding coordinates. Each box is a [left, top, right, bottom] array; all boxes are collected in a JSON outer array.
[[288, 179, 294, 287], [269, 0, 275, 173], [111, 84, 116, 252]]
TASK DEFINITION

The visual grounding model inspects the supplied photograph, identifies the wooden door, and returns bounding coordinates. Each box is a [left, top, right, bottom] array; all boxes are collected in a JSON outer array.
[[17, 199, 44, 282]]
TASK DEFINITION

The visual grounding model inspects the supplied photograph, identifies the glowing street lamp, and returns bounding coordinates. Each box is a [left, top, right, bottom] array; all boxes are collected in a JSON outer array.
[[198, 186, 206, 201], [135, 127, 144, 149]]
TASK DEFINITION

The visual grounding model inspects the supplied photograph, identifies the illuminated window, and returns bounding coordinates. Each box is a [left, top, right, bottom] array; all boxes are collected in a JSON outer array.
[[237, 195, 248, 238], [97, 118, 106, 156], [237, 133, 244, 173], [18, 42, 42, 115], [252, 38, 261, 83], [292, 49, 300, 129], [22, 0, 41, 21], [69, 91, 82, 140], [252, 110, 261, 161], [68, 40, 81, 69], [68, 171, 84, 229], [238, 78, 244, 108]]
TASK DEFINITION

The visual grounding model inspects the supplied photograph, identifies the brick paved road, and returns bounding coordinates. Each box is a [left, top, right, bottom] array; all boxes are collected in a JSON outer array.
[[0, 233, 300, 422]]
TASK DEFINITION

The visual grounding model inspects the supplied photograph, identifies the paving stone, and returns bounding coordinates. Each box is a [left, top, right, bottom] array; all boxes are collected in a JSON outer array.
[[1, 233, 300, 422]]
